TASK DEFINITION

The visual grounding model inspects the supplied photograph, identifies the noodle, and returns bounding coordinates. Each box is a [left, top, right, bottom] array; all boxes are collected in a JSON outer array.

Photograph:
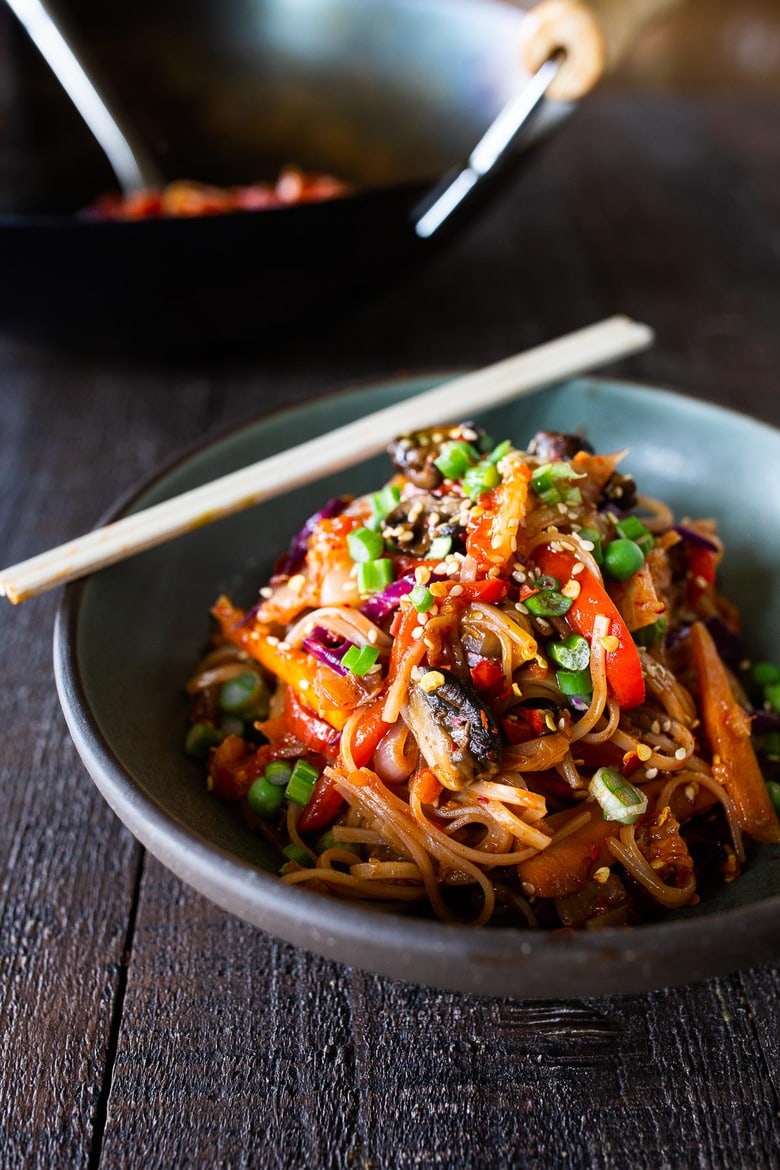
[[186, 418, 779, 930]]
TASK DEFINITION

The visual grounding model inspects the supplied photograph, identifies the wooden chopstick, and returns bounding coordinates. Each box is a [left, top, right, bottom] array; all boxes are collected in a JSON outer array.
[[0, 316, 652, 603]]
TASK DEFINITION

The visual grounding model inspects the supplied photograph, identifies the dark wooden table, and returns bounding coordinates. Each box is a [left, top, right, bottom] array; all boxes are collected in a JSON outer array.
[[1, 90, 779, 1169]]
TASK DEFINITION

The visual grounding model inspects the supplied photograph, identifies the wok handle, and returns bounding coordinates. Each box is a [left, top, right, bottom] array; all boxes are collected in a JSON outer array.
[[520, 0, 685, 101]]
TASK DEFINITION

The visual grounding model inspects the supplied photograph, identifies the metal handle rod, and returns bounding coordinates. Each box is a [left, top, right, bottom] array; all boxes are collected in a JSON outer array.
[[414, 54, 563, 240], [6, 0, 160, 193]]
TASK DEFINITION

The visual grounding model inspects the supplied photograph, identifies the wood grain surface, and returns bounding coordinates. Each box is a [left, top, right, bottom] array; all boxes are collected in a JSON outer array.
[[1, 91, 779, 1169]]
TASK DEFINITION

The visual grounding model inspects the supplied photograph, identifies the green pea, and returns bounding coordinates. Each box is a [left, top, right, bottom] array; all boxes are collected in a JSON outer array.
[[751, 661, 780, 688], [218, 671, 268, 715], [247, 776, 284, 819], [604, 538, 645, 581], [184, 722, 224, 758]]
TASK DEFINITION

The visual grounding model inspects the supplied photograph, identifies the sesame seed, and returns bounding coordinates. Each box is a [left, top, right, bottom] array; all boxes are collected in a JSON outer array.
[[411, 627, 423, 640], [571, 562, 585, 576], [645, 767, 658, 780], [288, 574, 305, 594], [368, 630, 378, 644], [515, 602, 529, 615], [490, 534, 503, 549], [266, 635, 279, 646], [259, 586, 273, 599], [651, 720, 661, 735], [674, 747, 688, 760], [601, 634, 620, 653], [277, 640, 290, 652], [580, 540, 595, 552], [521, 882, 536, 897], [684, 783, 698, 801], [299, 679, 310, 691], [449, 584, 463, 597]]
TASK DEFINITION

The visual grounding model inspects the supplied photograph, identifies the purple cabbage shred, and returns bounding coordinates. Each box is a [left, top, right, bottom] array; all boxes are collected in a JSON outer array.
[[278, 497, 349, 576], [359, 573, 416, 621], [301, 626, 353, 676]]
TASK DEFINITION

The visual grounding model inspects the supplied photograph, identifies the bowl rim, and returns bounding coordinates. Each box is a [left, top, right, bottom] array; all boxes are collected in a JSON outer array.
[[53, 373, 780, 998]]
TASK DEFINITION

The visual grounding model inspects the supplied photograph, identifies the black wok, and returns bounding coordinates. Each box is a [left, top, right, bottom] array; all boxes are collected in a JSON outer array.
[[0, 0, 567, 355]]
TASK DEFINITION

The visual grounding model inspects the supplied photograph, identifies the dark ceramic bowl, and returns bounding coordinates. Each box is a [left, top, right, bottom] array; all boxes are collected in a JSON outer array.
[[54, 376, 780, 997]]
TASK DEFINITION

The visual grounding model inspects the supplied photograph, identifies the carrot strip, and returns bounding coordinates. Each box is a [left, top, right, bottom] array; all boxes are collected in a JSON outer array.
[[516, 810, 619, 899], [689, 621, 780, 843]]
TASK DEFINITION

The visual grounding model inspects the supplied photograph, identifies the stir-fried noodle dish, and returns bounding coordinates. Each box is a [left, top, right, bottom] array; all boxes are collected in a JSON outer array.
[[186, 421, 780, 930]]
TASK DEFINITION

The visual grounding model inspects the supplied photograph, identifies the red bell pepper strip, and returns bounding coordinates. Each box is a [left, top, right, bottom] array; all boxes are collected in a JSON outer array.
[[297, 771, 345, 833], [283, 689, 340, 759], [532, 546, 645, 709], [350, 694, 392, 769], [686, 545, 717, 606]]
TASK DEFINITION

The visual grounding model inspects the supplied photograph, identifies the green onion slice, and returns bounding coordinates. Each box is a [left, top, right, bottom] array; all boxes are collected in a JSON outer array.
[[409, 584, 434, 612], [434, 440, 480, 480], [356, 558, 394, 596], [281, 843, 315, 869], [525, 590, 573, 617], [548, 633, 590, 672], [589, 766, 648, 825], [427, 536, 452, 560], [347, 526, 385, 563], [342, 643, 381, 676], [577, 528, 604, 565], [285, 759, 320, 806], [556, 667, 593, 697]]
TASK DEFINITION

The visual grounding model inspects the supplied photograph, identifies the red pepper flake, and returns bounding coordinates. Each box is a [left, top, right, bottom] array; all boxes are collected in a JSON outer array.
[[621, 750, 642, 778]]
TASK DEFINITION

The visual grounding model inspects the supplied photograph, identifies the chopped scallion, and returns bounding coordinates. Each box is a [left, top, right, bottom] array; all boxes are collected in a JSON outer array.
[[463, 461, 501, 499], [525, 590, 573, 617], [556, 667, 593, 697], [434, 440, 479, 480], [616, 515, 654, 554], [531, 462, 586, 506], [578, 528, 604, 565], [589, 766, 648, 824], [633, 617, 667, 648], [409, 584, 434, 612], [487, 439, 511, 464], [356, 558, 394, 596], [281, 843, 315, 868], [342, 643, 380, 676], [427, 536, 452, 560], [548, 633, 590, 672], [347, 526, 385, 563], [285, 758, 320, 806]]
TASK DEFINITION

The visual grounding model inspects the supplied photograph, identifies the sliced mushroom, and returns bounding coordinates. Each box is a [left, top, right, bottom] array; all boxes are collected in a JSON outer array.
[[381, 492, 470, 556], [528, 430, 594, 462], [403, 670, 502, 791], [387, 421, 489, 489]]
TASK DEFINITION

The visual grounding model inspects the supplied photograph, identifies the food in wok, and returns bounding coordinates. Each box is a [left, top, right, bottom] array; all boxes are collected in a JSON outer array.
[[184, 421, 780, 930], [86, 168, 350, 219]]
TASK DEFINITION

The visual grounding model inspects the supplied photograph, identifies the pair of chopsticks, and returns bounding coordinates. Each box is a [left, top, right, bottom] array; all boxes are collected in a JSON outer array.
[[0, 316, 653, 604]]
